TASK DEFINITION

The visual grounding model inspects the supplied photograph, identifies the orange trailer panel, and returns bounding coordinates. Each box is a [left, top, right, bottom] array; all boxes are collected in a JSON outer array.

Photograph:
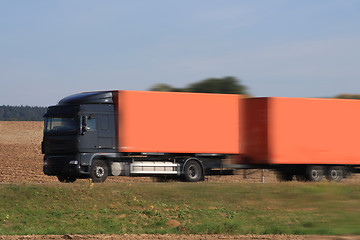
[[244, 97, 360, 165], [114, 90, 242, 154]]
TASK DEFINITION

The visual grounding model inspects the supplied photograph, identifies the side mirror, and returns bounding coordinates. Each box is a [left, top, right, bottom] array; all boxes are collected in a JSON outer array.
[[81, 116, 88, 134], [82, 116, 88, 126]]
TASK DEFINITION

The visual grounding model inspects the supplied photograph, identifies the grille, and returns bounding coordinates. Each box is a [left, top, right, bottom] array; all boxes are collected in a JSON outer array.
[[43, 136, 78, 154]]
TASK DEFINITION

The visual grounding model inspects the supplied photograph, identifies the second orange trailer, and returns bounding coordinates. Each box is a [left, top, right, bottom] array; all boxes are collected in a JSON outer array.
[[237, 97, 360, 181]]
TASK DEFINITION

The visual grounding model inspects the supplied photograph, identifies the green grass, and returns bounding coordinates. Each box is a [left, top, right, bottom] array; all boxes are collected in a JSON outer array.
[[1, 182, 360, 235]]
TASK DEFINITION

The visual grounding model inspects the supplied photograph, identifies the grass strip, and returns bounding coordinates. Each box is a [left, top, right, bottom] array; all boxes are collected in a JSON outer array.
[[0, 182, 360, 235]]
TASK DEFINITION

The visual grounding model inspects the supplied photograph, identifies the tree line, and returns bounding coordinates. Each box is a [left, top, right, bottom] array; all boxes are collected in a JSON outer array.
[[149, 76, 360, 100], [0, 105, 47, 121], [334, 94, 360, 99], [149, 76, 249, 95]]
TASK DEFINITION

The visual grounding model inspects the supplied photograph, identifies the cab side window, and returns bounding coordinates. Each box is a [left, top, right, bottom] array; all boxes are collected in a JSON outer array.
[[86, 118, 97, 131]]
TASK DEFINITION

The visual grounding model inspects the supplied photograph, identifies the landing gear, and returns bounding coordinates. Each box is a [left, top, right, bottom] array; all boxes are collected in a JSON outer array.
[[275, 170, 294, 181], [295, 174, 307, 182]]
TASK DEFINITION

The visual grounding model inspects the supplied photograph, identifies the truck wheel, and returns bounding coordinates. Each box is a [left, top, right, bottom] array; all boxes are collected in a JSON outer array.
[[275, 170, 293, 181], [307, 165, 324, 182], [90, 160, 108, 183], [57, 175, 77, 183], [326, 166, 343, 182], [184, 160, 203, 182]]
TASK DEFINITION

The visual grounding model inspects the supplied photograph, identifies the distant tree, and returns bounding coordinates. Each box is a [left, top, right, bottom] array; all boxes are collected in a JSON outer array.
[[186, 77, 247, 94], [149, 84, 174, 92], [335, 94, 360, 99], [0, 105, 47, 121], [149, 83, 185, 92], [149, 76, 248, 95]]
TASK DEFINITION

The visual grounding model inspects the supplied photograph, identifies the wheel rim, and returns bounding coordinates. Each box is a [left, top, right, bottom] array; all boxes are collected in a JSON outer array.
[[308, 166, 323, 181], [95, 166, 105, 178], [311, 170, 320, 180], [330, 170, 339, 180], [188, 166, 198, 179]]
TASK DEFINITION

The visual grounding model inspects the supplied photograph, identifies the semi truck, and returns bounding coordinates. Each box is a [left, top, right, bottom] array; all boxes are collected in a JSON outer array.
[[42, 90, 242, 183], [42, 90, 360, 183]]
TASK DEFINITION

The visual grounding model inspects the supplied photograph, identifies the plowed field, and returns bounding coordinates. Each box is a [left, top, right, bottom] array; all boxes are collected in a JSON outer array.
[[0, 121, 280, 184]]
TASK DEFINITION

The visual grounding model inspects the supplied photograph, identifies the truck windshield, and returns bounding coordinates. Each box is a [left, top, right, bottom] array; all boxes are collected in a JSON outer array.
[[44, 117, 79, 133]]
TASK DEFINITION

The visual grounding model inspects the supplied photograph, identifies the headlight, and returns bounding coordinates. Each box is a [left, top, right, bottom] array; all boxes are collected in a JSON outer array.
[[69, 160, 79, 165]]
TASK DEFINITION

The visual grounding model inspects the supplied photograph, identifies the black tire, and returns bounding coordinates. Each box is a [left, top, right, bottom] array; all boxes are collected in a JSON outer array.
[[90, 160, 109, 183], [183, 160, 203, 182], [57, 175, 77, 183], [275, 170, 294, 182], [326, 166, 343, 182], [307, 165, 324, 182]]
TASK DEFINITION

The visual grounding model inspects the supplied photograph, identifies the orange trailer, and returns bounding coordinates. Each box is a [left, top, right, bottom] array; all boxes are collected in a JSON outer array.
[[240, 97, 360, 181], [114, 90, 242, 154]]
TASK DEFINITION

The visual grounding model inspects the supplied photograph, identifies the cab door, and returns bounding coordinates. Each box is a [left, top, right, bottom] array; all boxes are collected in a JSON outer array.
[[98, 115, 115, 150], [78, 115, 98, 152]]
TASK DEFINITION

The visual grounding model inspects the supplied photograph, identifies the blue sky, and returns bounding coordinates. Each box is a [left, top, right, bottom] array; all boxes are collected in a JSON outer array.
[[1, 0, 359, 106]]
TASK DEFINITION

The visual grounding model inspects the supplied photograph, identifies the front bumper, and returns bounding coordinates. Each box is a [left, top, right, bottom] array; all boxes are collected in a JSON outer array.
[[43, 154, 85, 177]]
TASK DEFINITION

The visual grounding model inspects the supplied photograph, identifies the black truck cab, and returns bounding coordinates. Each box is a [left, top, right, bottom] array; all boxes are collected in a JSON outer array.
[[42, 91, 116, 182]]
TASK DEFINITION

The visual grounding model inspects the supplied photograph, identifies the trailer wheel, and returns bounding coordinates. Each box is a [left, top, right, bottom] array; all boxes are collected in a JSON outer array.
[[275, 170, 293, 182], [184, 160, 203, 182], [90, 160, 108, 183], [307, 165, 324, 182], [326, 166, 343, 182], [57, 175, 77, 183]]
